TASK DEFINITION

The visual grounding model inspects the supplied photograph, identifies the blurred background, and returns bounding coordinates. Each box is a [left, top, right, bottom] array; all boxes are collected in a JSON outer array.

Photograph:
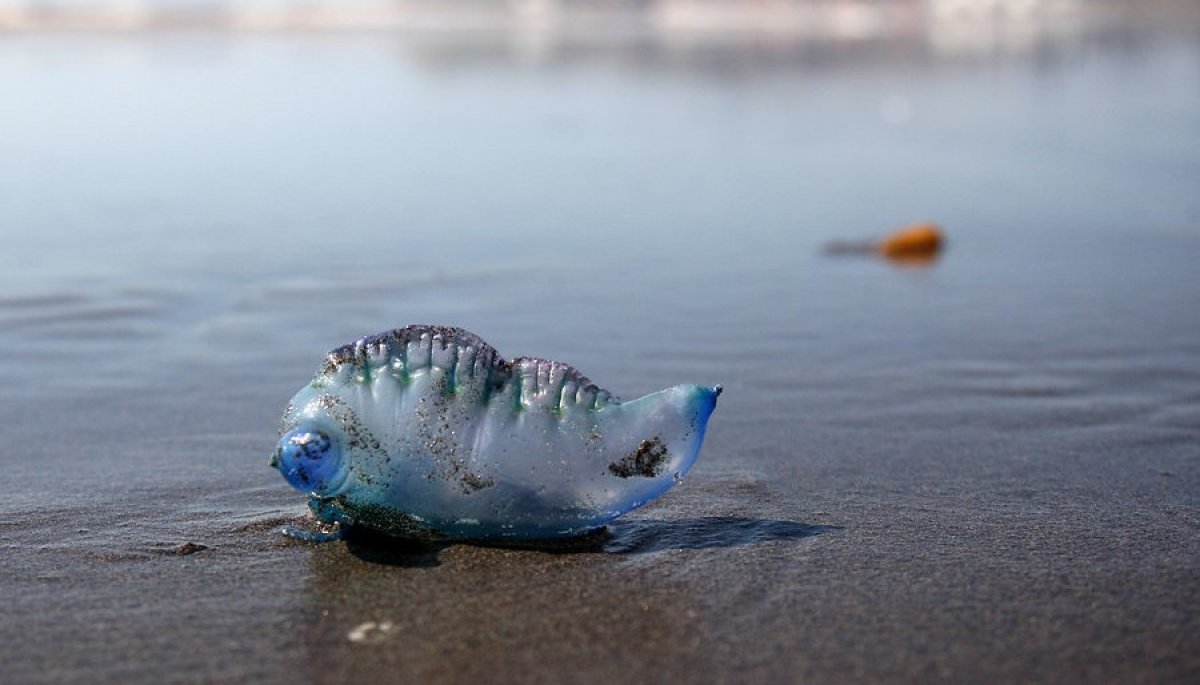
[[0, 0, 1196, 33], [3, 1, 1197, 384], [2, 3, 1199, 682], [3, 0, 1199, 432]]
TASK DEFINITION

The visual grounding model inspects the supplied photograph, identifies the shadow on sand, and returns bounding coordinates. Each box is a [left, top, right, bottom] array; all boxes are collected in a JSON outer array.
[[342, 516, 833, 567]]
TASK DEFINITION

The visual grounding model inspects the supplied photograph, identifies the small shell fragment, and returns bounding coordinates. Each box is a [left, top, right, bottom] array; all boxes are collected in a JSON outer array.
[[347, 621, 394, 644]]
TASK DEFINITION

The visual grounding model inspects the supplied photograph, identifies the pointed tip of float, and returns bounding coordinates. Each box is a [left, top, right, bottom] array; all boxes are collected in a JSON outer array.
[[699, 385, 723, 416]]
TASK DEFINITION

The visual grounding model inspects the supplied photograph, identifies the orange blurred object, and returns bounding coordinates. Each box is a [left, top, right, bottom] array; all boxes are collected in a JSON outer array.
[[876, 223, 944, 260]]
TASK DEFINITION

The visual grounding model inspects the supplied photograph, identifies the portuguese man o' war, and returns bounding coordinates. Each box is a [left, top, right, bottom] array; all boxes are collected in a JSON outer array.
[[271, 325, 721, 541]]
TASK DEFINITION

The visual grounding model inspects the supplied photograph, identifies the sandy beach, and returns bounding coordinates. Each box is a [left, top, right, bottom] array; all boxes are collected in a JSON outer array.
[[1, 5, 1198, 683]]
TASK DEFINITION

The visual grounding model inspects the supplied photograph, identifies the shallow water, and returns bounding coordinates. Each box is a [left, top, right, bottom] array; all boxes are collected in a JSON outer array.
[[2, 12, 1199, 684]]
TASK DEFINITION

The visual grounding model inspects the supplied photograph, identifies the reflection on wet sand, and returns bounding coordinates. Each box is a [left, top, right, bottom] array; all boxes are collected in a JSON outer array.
[[298, 536, 700, 681], [331, 515, 830, 567], [294, 516, 826, 680]]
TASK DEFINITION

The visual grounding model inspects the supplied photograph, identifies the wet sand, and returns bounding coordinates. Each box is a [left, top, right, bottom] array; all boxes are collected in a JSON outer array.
[[3, 319, 1196, 683], [2, 11, 1199, 684]]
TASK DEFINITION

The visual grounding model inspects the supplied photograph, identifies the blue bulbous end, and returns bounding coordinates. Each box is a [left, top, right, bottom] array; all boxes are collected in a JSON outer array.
[[271, 429, 347, 497]]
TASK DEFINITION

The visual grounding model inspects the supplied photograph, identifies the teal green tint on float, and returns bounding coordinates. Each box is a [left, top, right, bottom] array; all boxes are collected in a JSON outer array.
[[272, 325, 720, 542]]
